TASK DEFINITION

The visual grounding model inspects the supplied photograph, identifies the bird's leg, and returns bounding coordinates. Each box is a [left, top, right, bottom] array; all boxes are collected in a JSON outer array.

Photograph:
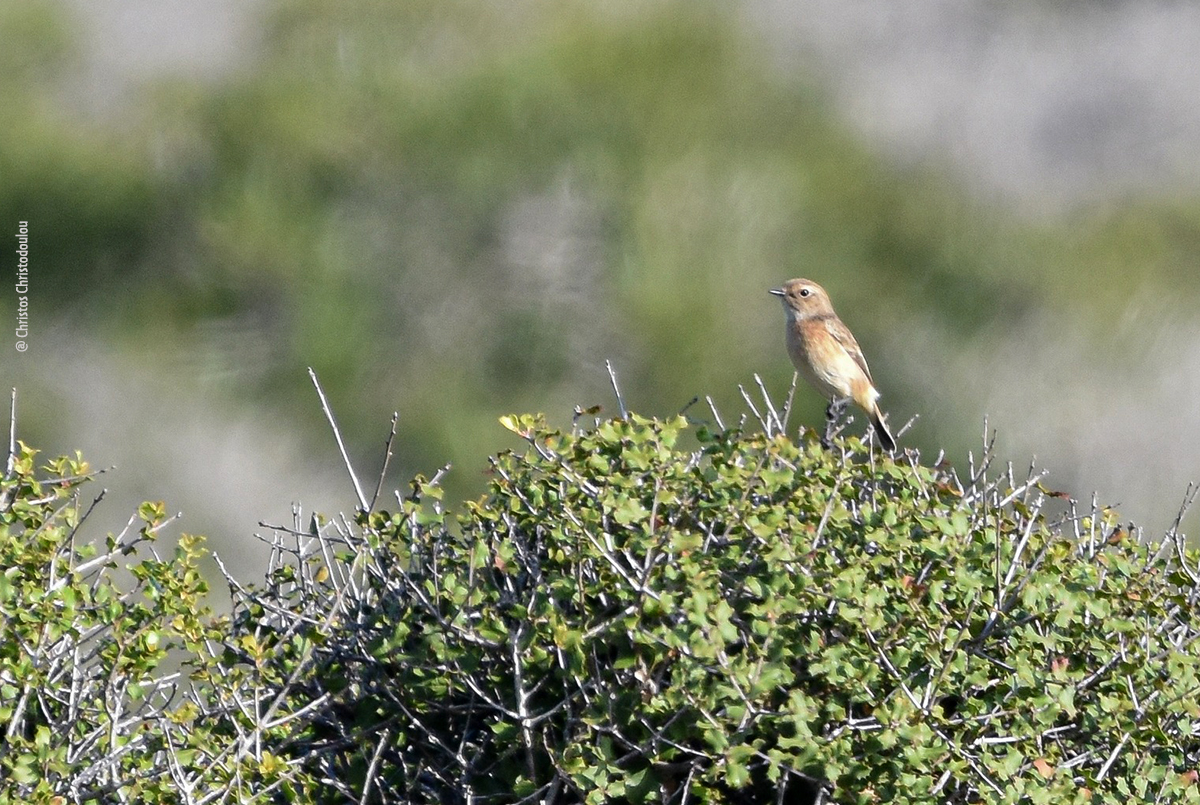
[[822, 397, 849, 449]]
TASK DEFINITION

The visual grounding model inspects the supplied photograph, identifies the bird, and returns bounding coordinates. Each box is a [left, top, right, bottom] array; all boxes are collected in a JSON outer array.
[[769, 278, 896, 452]]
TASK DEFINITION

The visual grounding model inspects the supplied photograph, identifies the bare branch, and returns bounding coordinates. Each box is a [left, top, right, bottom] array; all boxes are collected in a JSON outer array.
[[368, 412, 400, 512], [606, 359, 628, 419], [308, 367, 369, 511]]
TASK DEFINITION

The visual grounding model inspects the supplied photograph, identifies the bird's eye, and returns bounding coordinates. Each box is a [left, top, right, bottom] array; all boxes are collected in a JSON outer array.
[[799, 288, 811, 298]]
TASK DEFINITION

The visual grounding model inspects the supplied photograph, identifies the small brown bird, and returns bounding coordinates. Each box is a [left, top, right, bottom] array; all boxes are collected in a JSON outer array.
[[770, 278, 896, 451]]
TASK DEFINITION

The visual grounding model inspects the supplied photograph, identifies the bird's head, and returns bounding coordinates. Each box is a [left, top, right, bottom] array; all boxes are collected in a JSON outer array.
[[769, 278, 834, 318]]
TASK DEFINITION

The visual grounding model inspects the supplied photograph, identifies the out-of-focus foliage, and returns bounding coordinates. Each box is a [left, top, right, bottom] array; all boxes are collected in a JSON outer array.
[[0, 1, 72, 82], [0, 3, 160, 301], [5, 0, 1200, 508]]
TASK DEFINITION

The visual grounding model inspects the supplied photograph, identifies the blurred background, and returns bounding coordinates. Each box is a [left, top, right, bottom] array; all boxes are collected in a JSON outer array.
[[3, 0, 1199, 572]]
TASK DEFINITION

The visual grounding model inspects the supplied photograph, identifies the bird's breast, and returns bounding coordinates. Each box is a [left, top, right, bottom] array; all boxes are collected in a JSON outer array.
[[786, 323, 861, 401]]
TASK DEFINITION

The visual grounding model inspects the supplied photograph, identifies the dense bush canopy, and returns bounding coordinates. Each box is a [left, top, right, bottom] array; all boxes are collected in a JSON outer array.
[[1, 410, 1198, 803]]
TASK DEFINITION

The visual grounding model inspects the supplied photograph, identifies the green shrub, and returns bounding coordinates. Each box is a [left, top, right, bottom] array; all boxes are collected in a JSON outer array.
[[2, 408, 1199, 803], [229, 413, 1200, 803], [0, 443, 214, 803]]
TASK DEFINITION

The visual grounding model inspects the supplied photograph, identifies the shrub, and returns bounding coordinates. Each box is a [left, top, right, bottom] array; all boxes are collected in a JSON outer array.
[[0, 440, 319, 802], [2, 407, 1199, 803], [0, 443, 213, 803], [225, 413, 1200, 803]]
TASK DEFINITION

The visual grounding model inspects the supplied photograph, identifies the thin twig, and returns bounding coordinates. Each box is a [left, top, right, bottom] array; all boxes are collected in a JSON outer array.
[[1096, 731, 1131, 780], [308, 368, 369, 511], [780, 371, 798, 431], [896, 412, 920, 439], [738, 384, 768, 432], [368, 412, 399, 512], [753, 374, 784, 435], [1168, 483, 1199, 584], [606, 359, 628, 418], [705, 396, 725, 431], [358, 728, 390, 804], [5, 387, 15, 478]]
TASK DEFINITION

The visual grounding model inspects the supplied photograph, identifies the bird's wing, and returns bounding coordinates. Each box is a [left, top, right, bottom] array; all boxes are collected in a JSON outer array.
[[825, 317, 874, 384]]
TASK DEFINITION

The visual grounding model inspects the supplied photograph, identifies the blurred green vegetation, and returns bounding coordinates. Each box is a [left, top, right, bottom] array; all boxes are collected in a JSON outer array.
[[4, 0, 1200, 508]]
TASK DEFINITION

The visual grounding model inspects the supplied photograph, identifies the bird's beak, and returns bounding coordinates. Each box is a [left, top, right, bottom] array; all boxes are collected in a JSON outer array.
[[768, 288, 784, 297]]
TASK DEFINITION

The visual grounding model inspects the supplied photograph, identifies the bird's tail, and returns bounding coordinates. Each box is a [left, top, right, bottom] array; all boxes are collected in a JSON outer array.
[[870, 406, 896, 452]]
